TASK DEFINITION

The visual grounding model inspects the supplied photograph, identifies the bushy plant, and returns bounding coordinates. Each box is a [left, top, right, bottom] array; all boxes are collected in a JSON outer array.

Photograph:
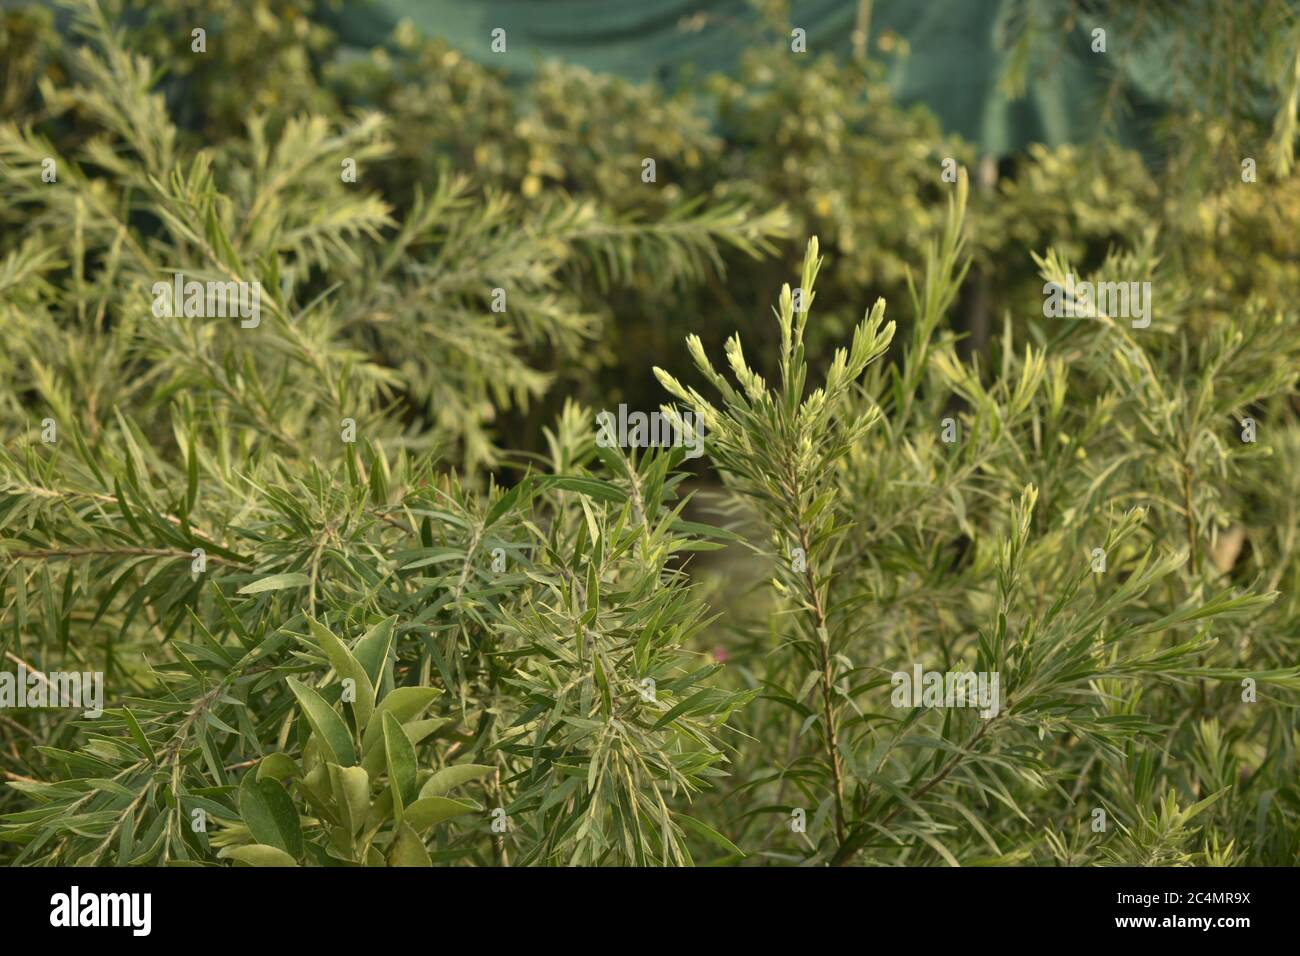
[[2, 0, 1300, 869], [0, 1, 757, 865], [663, 175, 1300, 865]]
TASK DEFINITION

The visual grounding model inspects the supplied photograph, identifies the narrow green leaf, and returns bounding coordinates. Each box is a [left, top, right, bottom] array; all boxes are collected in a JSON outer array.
[[287, 677, 356, 766], [121, 708, 155, 766], [383, 711, 418, 820], [306, 616, 377, 728], [353, 616, 397, 687], [676, 816, 748, 858], [238, 573, 310, 595]]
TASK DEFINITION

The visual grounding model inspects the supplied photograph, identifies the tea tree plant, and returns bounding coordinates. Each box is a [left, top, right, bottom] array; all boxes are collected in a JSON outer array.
[[660, 173, 1300, 866], [4, 0, 1300, 869], [0, 399, 752, 865], [0, 0, 785, 471], [0, 1, 756, 866]]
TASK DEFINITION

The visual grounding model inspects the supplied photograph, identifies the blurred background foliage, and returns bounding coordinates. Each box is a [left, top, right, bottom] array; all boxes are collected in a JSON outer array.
[[6, 0, 1299, 461], [7, 0, 1300, 452]]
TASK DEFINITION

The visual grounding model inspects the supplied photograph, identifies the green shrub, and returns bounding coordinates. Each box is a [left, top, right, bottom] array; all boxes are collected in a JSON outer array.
[[662, 177, 1300, 865], [0, 0, 764, 865], [3, 0, 1300, 868]]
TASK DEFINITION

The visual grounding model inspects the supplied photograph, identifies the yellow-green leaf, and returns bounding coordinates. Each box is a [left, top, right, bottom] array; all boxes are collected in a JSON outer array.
[[306, 616, 377, 728], [388, 822, 431, 867], [238, 573, 310, 595], [218, 844, 299, 867], [419, 764, 495, 799], [383, 711, 418, 821], [404, 796, 479, 831]]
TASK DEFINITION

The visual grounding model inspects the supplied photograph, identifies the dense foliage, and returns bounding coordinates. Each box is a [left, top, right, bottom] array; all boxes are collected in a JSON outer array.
[[1, 0, 1298, 866]]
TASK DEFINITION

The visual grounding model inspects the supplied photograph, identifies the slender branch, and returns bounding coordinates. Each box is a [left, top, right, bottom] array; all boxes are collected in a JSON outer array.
[[1180, 462, 1198, 571], [800, 521, 847, 848], [3, 545, 249, 569], [776, 452, 848, 851]]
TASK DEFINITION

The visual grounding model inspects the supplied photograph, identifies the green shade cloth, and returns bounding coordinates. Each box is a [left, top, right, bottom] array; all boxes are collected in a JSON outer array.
[[323, 0, 1169, 155]]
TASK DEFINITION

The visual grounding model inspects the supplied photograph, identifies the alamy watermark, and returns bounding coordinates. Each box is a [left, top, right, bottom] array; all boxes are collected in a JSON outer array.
[[0, 663, 103, 717], [1043, 274, 1151, 329], [596, 403, 704, 460], [891, 664, 1001, 718], [151, 272, 261, 328], [50, 886, 150, 936]]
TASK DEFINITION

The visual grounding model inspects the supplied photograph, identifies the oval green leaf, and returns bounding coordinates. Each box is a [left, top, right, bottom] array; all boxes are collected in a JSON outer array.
[[218, 844, 299, 867], [239, 774, 304, 858]]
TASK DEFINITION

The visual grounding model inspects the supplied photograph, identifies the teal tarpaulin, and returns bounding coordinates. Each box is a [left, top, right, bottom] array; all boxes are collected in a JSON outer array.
[[323, 0, 1169, 156]]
